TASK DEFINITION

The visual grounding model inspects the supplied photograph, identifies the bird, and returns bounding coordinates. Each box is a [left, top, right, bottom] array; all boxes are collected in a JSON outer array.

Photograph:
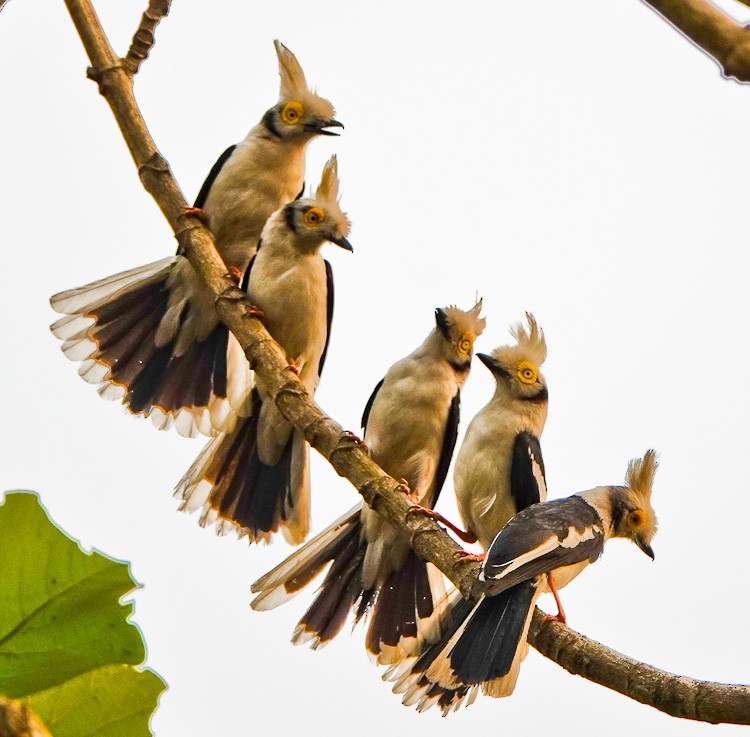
[[175, 155, 351, 546], [387, 449, 659, 714], [49, 40, 342, 438], [250, 301, 487, 663]]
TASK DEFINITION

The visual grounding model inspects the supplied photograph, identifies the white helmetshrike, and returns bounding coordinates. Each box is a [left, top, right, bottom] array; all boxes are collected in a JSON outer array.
[[50, 40, 342, 438], [175, 155, 351, 546], [388, 450, 659, 714], [250, 302, 486, 664]]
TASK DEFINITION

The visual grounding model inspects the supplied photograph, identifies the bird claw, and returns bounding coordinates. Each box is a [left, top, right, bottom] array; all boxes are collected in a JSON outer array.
[[226, 266, 243, 285], [182, 206, 205, 220], [244, 305, 265, 320], [541, 612, 568, 626], [453, 550, 486, 564], [342, 431, 368, 452], [286, 358, 300, 375]]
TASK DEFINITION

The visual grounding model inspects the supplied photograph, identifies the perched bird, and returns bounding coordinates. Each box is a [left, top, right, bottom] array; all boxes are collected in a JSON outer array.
[[175, 155, 351, 545], [250, 301, 486, 663], [388, 450, 659, 714], [49, 40, 342, 438]]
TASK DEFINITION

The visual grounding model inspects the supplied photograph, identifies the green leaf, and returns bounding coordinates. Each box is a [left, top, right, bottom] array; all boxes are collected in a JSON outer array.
[[24, 664, 164, 737], [0, 491, 158, 704]]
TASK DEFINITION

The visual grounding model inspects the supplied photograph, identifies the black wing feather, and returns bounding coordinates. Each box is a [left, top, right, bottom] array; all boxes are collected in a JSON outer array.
[[317, 260, 334, 376], [481, 496, 605, 594], [431, 392, 461, 506], [361, 378, 385, 432], [510, 431, 546, 513], [193, 144, 237, 209]]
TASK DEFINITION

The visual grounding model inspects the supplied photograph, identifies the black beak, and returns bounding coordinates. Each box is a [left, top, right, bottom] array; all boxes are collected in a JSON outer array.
[[477, 353, 504, 375], [329, 234, 353, 252], [308, 119, 345, 137], [636, 539, 655, 560]]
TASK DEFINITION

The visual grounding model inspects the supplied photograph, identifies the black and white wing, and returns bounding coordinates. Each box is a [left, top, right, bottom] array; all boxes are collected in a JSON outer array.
[[317, 260, 334, 376], [479, 496, 605, 595], [510, 431, 547, 512], [431, 392, 461, 506], [193, 145, 237, 209]]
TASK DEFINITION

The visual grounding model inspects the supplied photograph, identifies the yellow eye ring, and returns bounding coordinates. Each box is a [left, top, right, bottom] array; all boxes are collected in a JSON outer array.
[[281, 101, 304, 125], [304, 207, 325, 227], [628, 510, 646, 529], [517, 360, 537, 385], [458, 339, 472, 355]]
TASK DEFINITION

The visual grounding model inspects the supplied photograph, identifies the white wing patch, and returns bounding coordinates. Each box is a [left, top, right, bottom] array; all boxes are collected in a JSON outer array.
[[559, 524, 598, 549]]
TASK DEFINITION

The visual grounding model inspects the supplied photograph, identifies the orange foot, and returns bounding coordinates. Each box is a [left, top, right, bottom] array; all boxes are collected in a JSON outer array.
[[453, 550, 486, 564], [226, 266, 243, 285], [182, 206, 205, 220], [286, 358, 300, 375], [244, 305, 264, 320], [406, 507, 478, 543], [342, 430, 368, 452]]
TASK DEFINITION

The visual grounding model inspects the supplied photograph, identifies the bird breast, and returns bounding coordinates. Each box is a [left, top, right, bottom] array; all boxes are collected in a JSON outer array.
[[248, 249, 328, 389]]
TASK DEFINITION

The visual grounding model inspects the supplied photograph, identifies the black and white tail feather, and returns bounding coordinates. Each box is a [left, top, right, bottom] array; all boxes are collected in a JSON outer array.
[[250, 500, 449, 662]]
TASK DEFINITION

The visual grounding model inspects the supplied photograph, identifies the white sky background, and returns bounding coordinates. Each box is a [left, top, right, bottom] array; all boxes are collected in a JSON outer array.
[[1, 0, 749, 734]]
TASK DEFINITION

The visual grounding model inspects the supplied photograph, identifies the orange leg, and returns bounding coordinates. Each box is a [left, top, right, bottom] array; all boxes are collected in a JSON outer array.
[[543, 573, 568, 625], [406, 506, 478, 544]]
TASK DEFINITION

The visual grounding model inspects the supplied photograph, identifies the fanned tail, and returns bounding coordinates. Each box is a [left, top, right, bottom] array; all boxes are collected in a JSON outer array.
[[50, 256, 250, 437], [365, 552, 447, 666], [386, 581, 538, 714], [176, 389, 310, 544]]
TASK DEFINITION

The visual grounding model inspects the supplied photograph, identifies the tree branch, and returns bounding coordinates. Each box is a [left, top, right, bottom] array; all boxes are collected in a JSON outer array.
[[122, 0, 170, 77], [62, 0, 750, 724], [0, 699, 49, 737], [528, 611, 750, 725], [641, 0, 750, 82]]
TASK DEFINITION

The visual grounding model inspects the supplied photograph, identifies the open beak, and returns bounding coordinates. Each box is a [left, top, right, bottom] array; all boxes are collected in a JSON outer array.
[[636, 538, 655, 560], [307, 119, 345, 136], [329, 234, 353, 252]]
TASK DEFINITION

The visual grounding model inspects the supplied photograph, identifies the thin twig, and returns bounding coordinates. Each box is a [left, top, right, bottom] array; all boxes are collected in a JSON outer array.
[[122, 0, 171, 76], [640, 0, 750, 82], [61, 0, 750, 724]]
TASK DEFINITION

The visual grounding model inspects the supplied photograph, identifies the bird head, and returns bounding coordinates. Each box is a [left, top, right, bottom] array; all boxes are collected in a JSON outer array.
[[282, 155, 352, 253], [477, 312, 548, 404], [433, 300, 487, 372], [263, 40, 343, 141], [611, 449, 659, 559]]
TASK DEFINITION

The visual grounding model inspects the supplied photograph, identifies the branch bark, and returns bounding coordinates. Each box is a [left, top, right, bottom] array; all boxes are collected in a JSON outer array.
[[122, 0, 170, 77], [0, 699, 49, 737], [641, 0, 750, 82], [62, 0, 750, 725]]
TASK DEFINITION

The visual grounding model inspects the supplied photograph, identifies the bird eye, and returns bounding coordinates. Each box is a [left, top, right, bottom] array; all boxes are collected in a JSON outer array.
[[516, 361, 537, 385], [304, 207, 325, 227], [282, 101, 304, 125], [457, 334, 474, 355], [628, 509, 646, 528]]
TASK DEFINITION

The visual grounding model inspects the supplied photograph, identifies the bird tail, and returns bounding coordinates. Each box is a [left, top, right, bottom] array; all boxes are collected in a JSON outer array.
[[176, 389, 310, 544], [387, 581, 538, 714], [49, 256, 250, 437], [250, 504, 367, 648], [365, 552, 448, 666]]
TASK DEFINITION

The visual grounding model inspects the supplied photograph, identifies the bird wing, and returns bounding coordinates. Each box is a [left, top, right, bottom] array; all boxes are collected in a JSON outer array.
[[510, 431, 547, 511], [361, 377, 385, 431], [317, 260, 334, 376], [193, 145, 237, 209], [431, 392, 461, 506], [480, 497, 605, 593]]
